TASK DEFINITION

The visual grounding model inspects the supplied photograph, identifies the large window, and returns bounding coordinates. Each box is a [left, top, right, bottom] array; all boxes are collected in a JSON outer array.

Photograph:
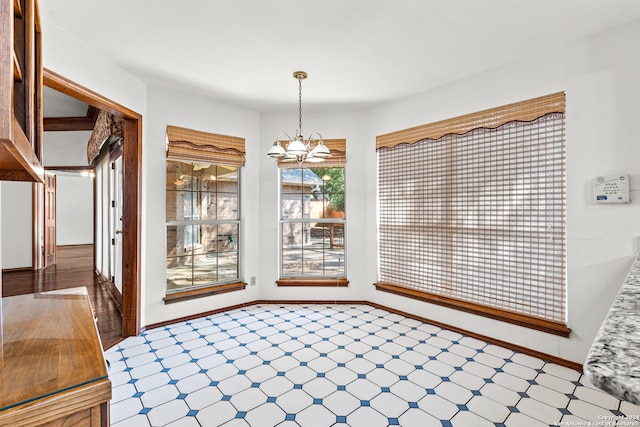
[[280, 166, 345, 277], [165, 126, 245, 300], [166, 161, 240, 292], [376, 93, 568, 335], [278, 139, 347, 284]]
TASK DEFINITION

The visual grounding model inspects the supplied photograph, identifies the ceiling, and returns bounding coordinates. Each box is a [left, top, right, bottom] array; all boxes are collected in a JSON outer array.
[[39, 0, 640, 114]]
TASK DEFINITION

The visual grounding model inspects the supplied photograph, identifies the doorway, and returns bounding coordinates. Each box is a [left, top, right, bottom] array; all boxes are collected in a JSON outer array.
[[109, 140, 124, 296], [43, 69, 142, 337]]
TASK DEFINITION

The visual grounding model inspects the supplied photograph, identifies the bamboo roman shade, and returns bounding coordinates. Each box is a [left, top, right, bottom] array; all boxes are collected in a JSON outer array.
[[278, 139, 346, 168], [377, 92, 566, 325], [166, 125, 246, 166], [377, 92, 565, 150]]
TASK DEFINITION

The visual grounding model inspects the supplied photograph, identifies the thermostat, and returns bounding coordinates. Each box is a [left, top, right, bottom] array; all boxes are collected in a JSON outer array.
[[593, 174, 630, 203]]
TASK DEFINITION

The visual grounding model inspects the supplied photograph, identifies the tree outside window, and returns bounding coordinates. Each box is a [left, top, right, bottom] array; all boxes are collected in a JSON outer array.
[[280, 166, 346, 278]]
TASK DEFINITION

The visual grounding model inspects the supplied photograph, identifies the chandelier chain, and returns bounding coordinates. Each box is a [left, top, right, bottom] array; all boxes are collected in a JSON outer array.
[[298, 76, 303, 135], [266, 71, 330, 162]]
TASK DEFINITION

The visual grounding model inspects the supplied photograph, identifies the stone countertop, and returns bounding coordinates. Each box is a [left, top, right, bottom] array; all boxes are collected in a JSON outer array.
[[584, 254, 640, 405]]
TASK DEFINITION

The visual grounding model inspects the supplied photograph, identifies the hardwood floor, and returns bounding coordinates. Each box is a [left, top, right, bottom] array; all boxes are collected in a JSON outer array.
[[2, 245, 124, 349]]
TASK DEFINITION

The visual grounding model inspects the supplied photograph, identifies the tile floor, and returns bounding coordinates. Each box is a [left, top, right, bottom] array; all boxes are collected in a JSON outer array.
[[106, 304, 640, 427]]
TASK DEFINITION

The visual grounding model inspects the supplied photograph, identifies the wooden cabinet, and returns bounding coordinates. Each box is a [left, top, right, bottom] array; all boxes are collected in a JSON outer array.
[[0, 287, 112, 426], [0, 0, 43, 182]]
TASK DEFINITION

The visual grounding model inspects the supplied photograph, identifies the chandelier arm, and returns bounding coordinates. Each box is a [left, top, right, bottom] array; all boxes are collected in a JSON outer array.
[[276, 133, 292, 143], [307, 131, 322, 149], [307, 132, 323, 141]]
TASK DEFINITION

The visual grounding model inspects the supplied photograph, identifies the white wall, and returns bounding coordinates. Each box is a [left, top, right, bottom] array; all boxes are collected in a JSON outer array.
[[362, 19, 640, 363], [0, 182, 32, 269], [41, 21, 147, 118], [55, 174, 93, 246], [43, 131, 92, 166], [0, 130, 92, 270], [144, 86, 261, 325]]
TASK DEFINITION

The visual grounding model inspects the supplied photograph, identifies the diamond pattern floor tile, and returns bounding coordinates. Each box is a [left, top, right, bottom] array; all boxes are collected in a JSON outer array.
[[106, 304, 640, 427]]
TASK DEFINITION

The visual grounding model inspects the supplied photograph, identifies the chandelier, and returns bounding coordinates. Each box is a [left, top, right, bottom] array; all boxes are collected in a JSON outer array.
[[267, 71, 331, 163]]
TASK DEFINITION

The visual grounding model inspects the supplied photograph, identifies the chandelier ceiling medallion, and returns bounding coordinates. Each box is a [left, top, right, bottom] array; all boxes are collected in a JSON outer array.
[[267, 71, 331, 163]]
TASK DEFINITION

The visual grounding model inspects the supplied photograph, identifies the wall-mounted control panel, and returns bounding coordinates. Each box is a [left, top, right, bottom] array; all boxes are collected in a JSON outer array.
[[593, 174, 630, 204]]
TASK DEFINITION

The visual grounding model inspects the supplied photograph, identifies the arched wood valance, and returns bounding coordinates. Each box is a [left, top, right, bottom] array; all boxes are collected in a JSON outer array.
[[166, 125, 246, 166], [376, 92, 565, 151]]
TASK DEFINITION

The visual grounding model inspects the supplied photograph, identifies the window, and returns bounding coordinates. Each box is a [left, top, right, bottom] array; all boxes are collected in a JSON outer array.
[[165, 126, 246, 301], [375, 93, 569, 336], [277, 139, 348, 285], [182, 188, 200, 247]]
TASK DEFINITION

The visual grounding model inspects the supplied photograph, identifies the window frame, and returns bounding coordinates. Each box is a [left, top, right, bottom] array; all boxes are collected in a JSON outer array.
[[277, 164, 348, 284], [165, 159, 245, 302]]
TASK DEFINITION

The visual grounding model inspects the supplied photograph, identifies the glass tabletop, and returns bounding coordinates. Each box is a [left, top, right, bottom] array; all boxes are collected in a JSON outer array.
[[0, 287, 108, 411]]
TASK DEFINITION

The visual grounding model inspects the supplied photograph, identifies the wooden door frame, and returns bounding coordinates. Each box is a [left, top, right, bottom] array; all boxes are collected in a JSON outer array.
[[43, 68, 142, 337]]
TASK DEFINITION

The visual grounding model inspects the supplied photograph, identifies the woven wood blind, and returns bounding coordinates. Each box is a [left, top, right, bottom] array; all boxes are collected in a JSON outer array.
[[377, 99, 566, 324], [377, 92, 564, 150], [166, 125, 246, 166], [278, 139, 346, 168]]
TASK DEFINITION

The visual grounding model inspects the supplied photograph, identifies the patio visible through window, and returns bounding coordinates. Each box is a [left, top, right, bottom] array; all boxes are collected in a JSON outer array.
[[280, 166, 346, 278], [166, 161, 240, 292]]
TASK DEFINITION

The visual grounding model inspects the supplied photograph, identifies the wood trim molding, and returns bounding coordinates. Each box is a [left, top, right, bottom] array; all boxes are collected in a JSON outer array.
[[42, 102, 100, 132], [43, 68, 140, 120], [2, 267, 32, 273], [97, 273, 122, 314], [163, 282, 247, 304], [43, 116, 96, 131], [255, 300, 368, 305], [43, 67, 142, 338], [374, 282, 572, 338], [45, 165, 94, 171], [122, 118, 141, 336], [146, 300, 369, 330], [145, 299, 582, 372], [276, 278, 349, 287], [364, 300, 582, 372], [145, 301, 257, 331]]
